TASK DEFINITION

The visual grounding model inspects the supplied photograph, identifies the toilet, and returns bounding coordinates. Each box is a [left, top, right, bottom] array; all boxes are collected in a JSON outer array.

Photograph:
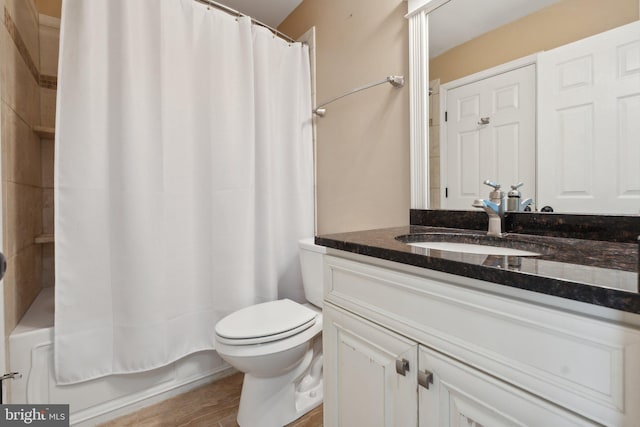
[[214, 238, 326, 427]]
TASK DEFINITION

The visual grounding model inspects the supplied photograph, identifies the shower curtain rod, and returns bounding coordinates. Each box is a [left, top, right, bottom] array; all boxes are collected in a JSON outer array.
[[193, 0, 297, 44], [313, 75, 405, 117]]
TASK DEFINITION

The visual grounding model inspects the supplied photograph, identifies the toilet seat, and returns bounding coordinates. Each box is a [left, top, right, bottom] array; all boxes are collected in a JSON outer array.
[[215, 312, 322, 359], [215, 299, 318, 345]]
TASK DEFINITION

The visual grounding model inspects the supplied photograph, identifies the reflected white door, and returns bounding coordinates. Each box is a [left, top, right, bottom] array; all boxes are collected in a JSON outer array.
[[443, 65, 536, 210], [537, 20, 640, 214]]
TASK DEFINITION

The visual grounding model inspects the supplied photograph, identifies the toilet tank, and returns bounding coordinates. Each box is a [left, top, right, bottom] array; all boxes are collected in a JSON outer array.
[[298, 238, 326, 308]]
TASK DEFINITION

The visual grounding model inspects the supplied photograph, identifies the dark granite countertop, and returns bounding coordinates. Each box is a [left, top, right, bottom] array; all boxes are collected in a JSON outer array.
[[316, 225, 640, 314]]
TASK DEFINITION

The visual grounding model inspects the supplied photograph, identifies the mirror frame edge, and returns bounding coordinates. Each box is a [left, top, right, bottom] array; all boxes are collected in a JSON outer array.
[[407, 0, 451, 209], [408, 8, 429, 209]]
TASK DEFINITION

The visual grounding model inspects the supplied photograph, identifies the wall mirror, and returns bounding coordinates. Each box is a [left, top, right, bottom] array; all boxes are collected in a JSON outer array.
[[419, 0, 640, 215]]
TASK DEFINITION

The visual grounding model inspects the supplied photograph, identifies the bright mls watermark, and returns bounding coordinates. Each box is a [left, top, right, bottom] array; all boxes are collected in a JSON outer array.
[[0, 405, 69, 426]]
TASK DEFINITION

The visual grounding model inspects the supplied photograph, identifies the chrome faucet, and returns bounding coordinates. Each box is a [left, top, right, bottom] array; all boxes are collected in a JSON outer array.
[[472, 180, 505, 237], [506, 182, 534, 212]]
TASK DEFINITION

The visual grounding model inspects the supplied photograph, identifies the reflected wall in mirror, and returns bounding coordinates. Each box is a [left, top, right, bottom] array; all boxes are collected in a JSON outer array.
[[427, 0, 640, 214]]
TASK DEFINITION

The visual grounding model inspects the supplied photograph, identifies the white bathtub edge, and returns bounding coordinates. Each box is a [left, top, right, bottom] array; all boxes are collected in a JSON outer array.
[[9, 289, 239, 426]]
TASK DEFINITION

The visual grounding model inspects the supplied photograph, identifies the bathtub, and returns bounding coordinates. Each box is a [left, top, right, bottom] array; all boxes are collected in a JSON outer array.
[[9, 287, 234, 426]]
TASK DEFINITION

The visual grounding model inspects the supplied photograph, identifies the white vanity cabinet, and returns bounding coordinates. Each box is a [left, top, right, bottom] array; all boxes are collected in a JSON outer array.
[[322, 253, 640, 426], [324, 304, 592, 427]]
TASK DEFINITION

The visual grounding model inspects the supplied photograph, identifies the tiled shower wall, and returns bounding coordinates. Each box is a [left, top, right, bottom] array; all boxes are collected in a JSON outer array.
[[1, 0, 42, 336], [1, 0, 59, 337]]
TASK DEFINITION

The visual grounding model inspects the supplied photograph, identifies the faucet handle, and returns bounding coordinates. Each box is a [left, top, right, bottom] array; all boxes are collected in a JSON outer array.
[[510, 182, 524, 190], [483, 180, 501, 190]]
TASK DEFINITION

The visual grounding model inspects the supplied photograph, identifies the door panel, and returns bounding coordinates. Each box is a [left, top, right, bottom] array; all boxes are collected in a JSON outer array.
[[458, 131, 481, 197], [618, 94, 640, 197]]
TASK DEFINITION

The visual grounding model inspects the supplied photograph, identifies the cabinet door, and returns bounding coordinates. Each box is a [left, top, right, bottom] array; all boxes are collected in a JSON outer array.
[[418, 346, 597, 427], [323, 303, 418, 427]]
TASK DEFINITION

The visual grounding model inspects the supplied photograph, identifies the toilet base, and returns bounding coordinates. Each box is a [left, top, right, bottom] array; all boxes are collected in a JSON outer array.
[[237, 338, 323, 427]]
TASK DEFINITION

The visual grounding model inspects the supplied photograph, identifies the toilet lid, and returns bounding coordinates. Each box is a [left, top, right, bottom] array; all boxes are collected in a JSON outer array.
[[215, 299, 318, 345]]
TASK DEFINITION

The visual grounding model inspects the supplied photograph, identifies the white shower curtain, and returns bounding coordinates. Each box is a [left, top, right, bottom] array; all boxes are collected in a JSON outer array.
[[54, 0, 314, 384]]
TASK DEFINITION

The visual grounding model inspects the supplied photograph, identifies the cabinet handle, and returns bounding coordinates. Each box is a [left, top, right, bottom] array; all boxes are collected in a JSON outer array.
[[418, 370, 434, 389], [395, 358, 410, 376]]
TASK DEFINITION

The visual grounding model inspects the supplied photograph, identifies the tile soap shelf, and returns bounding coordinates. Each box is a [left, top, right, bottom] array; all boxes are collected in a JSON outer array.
[[34, 234, 54, 244], [34, 124, 55, 247], [33, 126, 55, 139]]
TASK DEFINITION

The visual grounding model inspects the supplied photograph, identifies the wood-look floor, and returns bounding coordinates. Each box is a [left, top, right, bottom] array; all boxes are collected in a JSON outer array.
[[99, 372, 323, 427]]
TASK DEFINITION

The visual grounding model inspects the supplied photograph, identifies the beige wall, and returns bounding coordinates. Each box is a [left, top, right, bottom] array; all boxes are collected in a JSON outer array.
[[279, 0, 411, 235], [431, 0, 640, 84]]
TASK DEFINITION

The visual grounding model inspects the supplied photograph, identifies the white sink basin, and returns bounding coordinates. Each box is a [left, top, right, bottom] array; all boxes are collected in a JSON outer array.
[[407, 241, 541, 256]]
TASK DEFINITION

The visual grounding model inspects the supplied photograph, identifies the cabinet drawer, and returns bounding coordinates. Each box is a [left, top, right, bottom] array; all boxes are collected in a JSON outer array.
[[324, 255, 640, 426]]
